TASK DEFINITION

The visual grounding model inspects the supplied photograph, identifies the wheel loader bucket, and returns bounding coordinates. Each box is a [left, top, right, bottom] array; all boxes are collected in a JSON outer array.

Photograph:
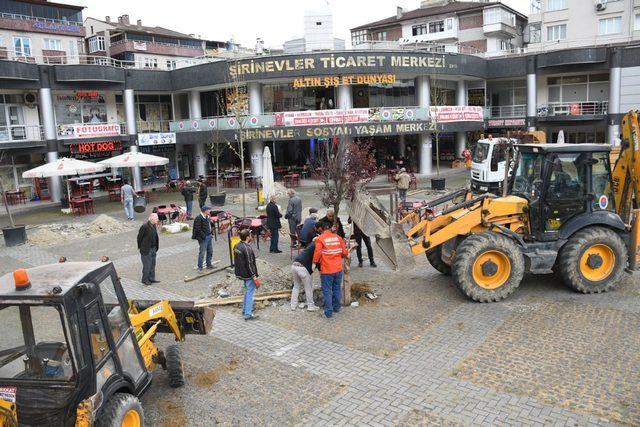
[[348, 191, 416, 270]]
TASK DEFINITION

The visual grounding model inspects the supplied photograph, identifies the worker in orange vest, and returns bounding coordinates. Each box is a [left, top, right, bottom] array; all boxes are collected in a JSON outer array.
[[313, 219, 348, 318]]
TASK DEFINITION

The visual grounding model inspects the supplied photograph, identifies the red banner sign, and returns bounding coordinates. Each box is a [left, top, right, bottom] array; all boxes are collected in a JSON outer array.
[[487, 118, 526, 127], [430, 106, 483, 123]]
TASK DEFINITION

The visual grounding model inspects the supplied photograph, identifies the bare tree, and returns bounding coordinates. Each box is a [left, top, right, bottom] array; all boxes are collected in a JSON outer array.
[[429, 78, 450, 177]]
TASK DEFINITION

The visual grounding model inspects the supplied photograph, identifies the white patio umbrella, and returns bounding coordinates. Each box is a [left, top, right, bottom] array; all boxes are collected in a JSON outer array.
[[22, 157, 106, 203], [557, 130, 565, 144], [262, 146, 275, 202], [98, 152, 169, 190]]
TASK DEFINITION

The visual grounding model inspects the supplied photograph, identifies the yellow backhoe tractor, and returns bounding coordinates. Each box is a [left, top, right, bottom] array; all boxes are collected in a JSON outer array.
[[0, 261, 214, 426], [351, 111, 640, 302]]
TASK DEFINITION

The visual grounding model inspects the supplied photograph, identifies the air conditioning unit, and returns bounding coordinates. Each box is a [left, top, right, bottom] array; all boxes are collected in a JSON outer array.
[[595, 0, 607, 11], [23, 92, 37, 108]]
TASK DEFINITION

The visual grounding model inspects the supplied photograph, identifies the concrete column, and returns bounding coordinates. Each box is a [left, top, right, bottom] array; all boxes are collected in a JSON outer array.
[[526, 56, 537, 132], [188, 90, 202, 119], [336, 84, 353, 110], [38, 86, 61, 202], [187, 90, 207, 177], [455, 80, 467, 158], [415, 76, 432, 175], [608, 49, 622, 145], [124, 88, 142, 190], [248, 82, 264, 177], [398, 134, 406, 157]]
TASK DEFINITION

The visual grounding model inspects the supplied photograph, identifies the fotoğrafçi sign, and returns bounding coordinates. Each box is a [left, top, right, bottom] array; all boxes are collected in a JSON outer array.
[[138, 132, 176, 146], [57, 123, 121, 139]]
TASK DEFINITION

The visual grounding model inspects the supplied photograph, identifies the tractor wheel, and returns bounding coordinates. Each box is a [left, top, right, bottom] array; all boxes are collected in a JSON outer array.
[[426, 246, 451, 275], [166, 345, 185, 388], [452, 232, 525, 302], [558, 227, 627, 294], [96, 393, 143, 427]]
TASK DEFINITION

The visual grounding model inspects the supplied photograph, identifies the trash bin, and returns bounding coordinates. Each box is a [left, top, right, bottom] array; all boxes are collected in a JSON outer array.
[[134, 196, 146, 213]]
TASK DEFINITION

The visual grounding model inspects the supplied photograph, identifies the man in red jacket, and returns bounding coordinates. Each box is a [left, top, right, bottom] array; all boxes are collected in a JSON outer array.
[[313, 220, 348, 318]]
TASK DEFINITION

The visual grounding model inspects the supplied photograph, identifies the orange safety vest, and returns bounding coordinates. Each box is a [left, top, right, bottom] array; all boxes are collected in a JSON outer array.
[[313, 230, 347, 274]]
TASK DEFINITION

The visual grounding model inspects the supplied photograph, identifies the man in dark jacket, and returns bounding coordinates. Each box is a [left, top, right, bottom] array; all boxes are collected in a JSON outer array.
[[319, 208, 345, 238], [197, 179, 208, 209], [192, 205, 213, 273], [291, 241, 319, 311], [349, 217, 377, 268], [234, 229, 259, 320], [137, 213, 160, 285], [299, 207, 318, 247], [285, 189, 303, 239], [181, 180, 195, 219], [266, 195, 282, 253]]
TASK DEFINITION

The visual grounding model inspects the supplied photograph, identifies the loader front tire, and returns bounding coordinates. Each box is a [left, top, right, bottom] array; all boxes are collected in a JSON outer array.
[[558, 227, 627, 294], [96, 393, 143, 427], [452, 232, 524, 302], [166, 345, 185, 388], [426, 246, 451, 275]]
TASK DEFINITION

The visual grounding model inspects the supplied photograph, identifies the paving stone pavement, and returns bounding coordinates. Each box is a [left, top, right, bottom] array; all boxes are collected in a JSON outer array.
[[213, 305, 619, 427]]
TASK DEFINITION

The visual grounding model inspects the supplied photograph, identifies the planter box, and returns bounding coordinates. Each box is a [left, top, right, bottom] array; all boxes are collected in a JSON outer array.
[[431, 178, 446, 190], [2, 225, 27, 247], [209, 193, 226, 206]]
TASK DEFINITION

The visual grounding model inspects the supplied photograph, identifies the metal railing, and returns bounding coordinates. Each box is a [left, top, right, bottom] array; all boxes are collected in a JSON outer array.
[[0, 12, 82, 27], [487, 105, 527, 118], [0, 125, 43, 143], [538, 101, 608, 117]]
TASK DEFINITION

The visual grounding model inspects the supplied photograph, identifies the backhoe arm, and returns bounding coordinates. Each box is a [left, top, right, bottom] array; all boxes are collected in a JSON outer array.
[[612, 111, 640, 223], [129, 300, 184, 342]]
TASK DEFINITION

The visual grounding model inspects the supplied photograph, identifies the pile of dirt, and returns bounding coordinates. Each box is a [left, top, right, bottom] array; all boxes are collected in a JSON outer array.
[[28, 214, 133, 246], [210, 258, 292, 297], [351, 282, 375, 304]]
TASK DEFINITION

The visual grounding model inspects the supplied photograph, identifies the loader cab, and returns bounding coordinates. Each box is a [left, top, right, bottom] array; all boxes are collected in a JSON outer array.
[[0, 262, 150, 425], [512, 144, 615, 242]]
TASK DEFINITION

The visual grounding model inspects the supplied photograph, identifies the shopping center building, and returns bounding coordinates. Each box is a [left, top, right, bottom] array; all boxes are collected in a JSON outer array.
[[2, 44, 640, 202]]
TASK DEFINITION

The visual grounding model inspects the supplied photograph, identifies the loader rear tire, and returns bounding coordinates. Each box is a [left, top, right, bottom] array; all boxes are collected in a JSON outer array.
[[426, 246, 451, 275], [96, 393, 143, 427], [557, 227, 627, 294], [452, 232, 524, 302], [166, 345, 185, 388]]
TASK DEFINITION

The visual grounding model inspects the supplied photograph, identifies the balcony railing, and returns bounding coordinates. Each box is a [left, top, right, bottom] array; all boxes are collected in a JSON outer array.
[[0, 125, 43, 143], [538, 101, 608, 117], [0, 12, 82, 27], [487, 105, 527, 118]]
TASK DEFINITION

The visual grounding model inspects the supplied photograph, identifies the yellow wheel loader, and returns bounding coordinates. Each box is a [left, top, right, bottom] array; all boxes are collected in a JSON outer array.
[[351, 111, 640, 302], [0, 262, 214, 426]]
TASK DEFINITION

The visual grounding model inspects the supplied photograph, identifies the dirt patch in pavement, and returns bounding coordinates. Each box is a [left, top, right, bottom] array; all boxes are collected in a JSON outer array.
[[210, 259, 292, 297], [157, 400, 188, 427], [189, 357, 239, 389], [28, 214, 132, 246]]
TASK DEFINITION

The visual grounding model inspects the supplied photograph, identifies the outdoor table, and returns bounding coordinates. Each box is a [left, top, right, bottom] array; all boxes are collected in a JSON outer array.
[[245, 176, 260, 188], [204, 175, 217, 187], [223, 175, 240, 188], [283, 174, 300, 188], [235, 217, 266, 250], [209, 211, 233, 241], [155, 204, 180, 224], [71, 196, 94, 216]]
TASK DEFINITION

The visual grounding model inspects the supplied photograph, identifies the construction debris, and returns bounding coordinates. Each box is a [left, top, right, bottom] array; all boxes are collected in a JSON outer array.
[[28, 214, 132, 246], [209, 258, 292, 297], [196, 290, 292, 307]]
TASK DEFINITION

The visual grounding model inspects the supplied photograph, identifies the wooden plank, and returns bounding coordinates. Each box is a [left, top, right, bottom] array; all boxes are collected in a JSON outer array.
[[183, 261, 225, 282], [195, 290, 292, 307]]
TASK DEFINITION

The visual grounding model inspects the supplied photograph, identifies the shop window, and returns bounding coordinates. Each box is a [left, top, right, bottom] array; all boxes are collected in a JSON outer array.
[[54, 93, 107, 125]]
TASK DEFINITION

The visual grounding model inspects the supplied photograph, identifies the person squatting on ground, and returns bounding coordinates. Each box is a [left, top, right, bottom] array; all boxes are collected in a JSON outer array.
[[299, 207, 319, 247], [234, 229, 260, 320], [137, 213, 160, 286], [285, 189, 303, 246], [348, 217, 377, 268], [291, 239, 320, 311], [313, 220, 348, 318], [192, 205, 214, 273], [266, 194, 283, 253], [120, 179, 138, 221], [181, 180, 195, 219], [395, 167, 411, 203]]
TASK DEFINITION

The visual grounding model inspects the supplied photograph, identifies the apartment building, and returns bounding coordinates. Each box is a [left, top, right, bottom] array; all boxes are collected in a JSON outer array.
[[0, 0, 85, 63], [527, 0, 640, 50], [84, 15, 207, 70], [350, 0, 527, 55]]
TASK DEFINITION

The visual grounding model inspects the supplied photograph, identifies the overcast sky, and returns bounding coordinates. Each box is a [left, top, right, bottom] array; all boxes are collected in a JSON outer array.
[[70, 0, 530, 49]]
